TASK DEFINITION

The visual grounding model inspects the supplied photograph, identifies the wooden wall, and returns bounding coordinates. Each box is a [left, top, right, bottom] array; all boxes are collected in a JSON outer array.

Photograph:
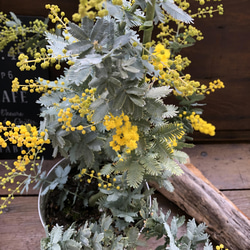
[[1, 0, 249, 142], [182, 0, 250, 142], [0, 0, 78, 17]]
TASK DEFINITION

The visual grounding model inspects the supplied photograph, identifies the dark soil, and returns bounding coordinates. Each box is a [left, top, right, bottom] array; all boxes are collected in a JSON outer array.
[[45, 167, 101, 231]]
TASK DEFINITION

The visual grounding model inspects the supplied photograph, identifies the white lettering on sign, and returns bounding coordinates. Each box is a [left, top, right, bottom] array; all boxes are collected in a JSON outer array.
[[0, 109, 23, 117], [1, 90, 28, 103], [0, 70, 13, 80]]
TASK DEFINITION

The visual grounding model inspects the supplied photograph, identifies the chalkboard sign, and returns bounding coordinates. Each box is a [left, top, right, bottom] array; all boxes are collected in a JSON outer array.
[[0, 16, 50, 159]]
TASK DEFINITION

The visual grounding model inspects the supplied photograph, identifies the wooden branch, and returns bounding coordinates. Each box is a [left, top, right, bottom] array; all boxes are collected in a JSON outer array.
[[150, 163, 250, 250]]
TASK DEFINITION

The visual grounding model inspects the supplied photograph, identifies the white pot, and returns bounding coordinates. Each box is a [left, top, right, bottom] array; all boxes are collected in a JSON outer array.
[[38, 158, 70, 229]]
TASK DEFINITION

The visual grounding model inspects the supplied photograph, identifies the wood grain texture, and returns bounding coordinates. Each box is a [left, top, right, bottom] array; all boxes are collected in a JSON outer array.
[[151, 163, 250, 250], [184, 143, 250, 189], [223, 190, 250, 219], [0, 0, 78, 17], [0, 196, 44, 250], [182, 0, 250, 140]]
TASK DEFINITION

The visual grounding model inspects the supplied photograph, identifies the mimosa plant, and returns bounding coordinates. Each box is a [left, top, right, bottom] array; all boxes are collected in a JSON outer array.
[[0, 0, 225, 249]]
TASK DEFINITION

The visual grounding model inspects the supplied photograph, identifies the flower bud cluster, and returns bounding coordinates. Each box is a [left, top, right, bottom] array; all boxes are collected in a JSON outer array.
[[57, 88, 96, 132], [16, 47, 71, 72], [103, 113, 139, 153], [185, 112, 216, 136], [0, 122, 50, 171], [0, 12, 48, 56], [158, 23, 204, 46], [198, 79, 225, 95], [45, 4, 69, 28], [78, 168, 120, 190], [12, 78, 66, 94], [190, 0, 224, 18], [72, 0, 109, 22], [0, 122, 50, 214]]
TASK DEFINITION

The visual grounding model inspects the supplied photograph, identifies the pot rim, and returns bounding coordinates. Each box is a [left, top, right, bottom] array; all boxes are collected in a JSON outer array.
[[38, 158, 152, 231], [38, 158, 68, 229]]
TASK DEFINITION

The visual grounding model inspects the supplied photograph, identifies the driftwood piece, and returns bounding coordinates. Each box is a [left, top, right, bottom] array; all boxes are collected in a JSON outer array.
[[150, 163, 250, 250]]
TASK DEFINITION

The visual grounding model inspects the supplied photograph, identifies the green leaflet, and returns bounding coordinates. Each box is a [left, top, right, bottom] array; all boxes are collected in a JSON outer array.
[[91, 102, 109, 123], [90, 19, 109, 43], [100, 163, 115, 176], [66, 40, 93, 55], [46, 32, 69, 59], [164, 158, 184, 176], [139, 154, 163, 176], [161, 0, 193, 24], [126, 162, 144, 188], [6, 12, 22, 27], [146, 86, 171, 99], [67, 21, 89, 40], [145, 98, 168, 119]]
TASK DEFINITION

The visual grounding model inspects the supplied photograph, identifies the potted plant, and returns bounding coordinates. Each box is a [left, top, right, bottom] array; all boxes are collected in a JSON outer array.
[[0, 0, 226, 249]]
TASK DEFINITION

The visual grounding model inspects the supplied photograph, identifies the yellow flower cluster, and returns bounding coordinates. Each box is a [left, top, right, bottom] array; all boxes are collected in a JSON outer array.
[[57, 88, 96, 132], [103, 113, 139, 153], [0, 12, 48, 56], [216, 244, 228, 250], [72, 0, 109, 22], [147, 43, 224, 97], [198, 79, 225, 95], [0, 122, 50, 214], [45, 4, 69, 27], [58, 108, 74, 131], [16, 46, 71, 72], [69, 89, 96, 118], [149, 45, 200, 96], [192, 2, 224, 18], [0, 122, 50, 171], [0, 159, 41, 215], [78, 168, 120, 190], [186, 112, 216, 136], [151, 43, 170, 71], [12, 78, 66, 94]]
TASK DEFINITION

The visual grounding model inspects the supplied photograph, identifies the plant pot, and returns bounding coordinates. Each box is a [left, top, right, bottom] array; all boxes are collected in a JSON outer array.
[[38, 158, 69, 229], [38, 158, 152, 231]]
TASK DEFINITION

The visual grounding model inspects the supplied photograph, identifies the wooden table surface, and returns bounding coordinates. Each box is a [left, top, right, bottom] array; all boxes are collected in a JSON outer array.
[[0, 143, 249, 250]]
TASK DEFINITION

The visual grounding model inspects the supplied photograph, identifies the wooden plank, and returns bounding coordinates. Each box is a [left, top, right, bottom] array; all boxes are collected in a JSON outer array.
[[184, 144, 250, 189], [223, 190, 250, 219], [0, 196, 44, 250], [193, 130, 250, 142]]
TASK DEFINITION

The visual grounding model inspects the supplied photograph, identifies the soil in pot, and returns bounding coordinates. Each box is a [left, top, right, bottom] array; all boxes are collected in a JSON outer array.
[[44, 166, 101, 231]]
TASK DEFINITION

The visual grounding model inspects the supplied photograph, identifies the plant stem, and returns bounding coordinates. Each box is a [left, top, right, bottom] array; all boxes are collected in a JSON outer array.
[[88, 191, 105, 207], [142, 0, 156, 53]]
